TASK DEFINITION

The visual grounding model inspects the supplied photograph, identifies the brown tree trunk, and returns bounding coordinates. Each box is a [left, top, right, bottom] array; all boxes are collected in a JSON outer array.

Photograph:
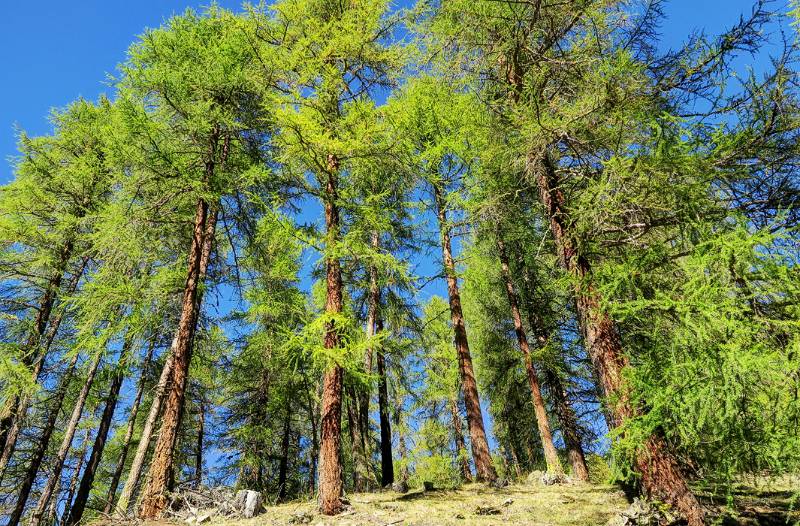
[[319, 157, 345, 515], [115, 343, 176, 514], [0, 256, 88, 483], [138, 196, 218, 519], [519, 265, 590, 481], [278, 409, 292, 501], [433, 184, 497, 482], [495, 232, 564, 474], [66, 334, 134, 526], [194, 397, 205, 488], [6, 352, 80, 526], [103, 339, 156, 513], [449, 397, 472, 482], [61, 427, 92, 526], [532, 154, 704, 525], [376, 318, 393, 487], [30, 350, 103, 526]]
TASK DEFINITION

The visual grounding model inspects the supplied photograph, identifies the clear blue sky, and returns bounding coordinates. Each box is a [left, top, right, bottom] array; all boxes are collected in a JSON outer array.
[[0, 0, 781, 185]]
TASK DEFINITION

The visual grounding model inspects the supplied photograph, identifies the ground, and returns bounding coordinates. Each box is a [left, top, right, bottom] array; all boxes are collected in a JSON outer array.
[[96, 478, 800, 526]]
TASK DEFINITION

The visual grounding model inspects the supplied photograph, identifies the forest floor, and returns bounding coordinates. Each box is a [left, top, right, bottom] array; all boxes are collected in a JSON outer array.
[[105, 477, 800, 526]]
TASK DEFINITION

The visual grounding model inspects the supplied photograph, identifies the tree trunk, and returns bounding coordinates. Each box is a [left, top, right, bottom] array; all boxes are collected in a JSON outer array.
[[0, 256, 88, 483], [278, 409, 291, 501], [29, 350, 103, 526], [138, 196, 218, 519], [394, 407, 409, 483], [319, 157, 345, 516], [449, 397, 472, 482], [194, 397, 205, 488], [115, 343, 176, 514], [66, 334, 134, 526], [495, 232, 563, 474], [532, 154, 704, 525], [61, 427, 92, 526], [433, 184, 497, 482], [376, 318, 393, 487], [103, 338, 156, 513], [6, 352, 80, 526]]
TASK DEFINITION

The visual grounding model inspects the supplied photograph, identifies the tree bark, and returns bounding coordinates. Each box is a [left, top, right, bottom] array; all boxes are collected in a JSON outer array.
[[115, 343, 176, 514], [66, 334, 134, 526], [103, 338, 156, 513], [29, 349, 103, 526], [433, 184, 497, 482], [376, 317, 393, 487], [449, 397, 472, 482], [0, 256, 88, 483], [61, 427, 92, 526], [6, 352, 80, 526], [319, 157, 345, 515], [532, 154, 704, 525], [278, 409, 291, 501], [138, 196, 218, 519], [194, 397, 205, 488], [495, 232, 563, 474]]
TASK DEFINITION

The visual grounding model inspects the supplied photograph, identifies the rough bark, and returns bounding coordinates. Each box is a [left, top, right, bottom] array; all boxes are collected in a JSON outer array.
[[495, 232, 563, 474], [532, 154, 704, 525], [103, 339, 156, 514], [376, 318, 393, 487], [278, 409, 291, 501], [66, 335, 134, 526], [115, 344, 176, 514], [433, 184, 497, 482], [61, 428, 92, 526], [194, 397, 205, 488], [138, 197, 217, 519], [449, 397, 472, 482], [319, 157, 345, 515], [6, 352, 80, 526], [29, 350, 103, 526], [0, 256, 88, 483]]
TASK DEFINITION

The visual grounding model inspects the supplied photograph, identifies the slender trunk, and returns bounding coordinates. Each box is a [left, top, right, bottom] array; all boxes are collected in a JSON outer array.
[[0, 257, 88, 484], [519, 265, 589, 481], [433, 184, 497, 482], [61, 427, 92, 526], [66, 334, 134, 526], [138, 196, 217, 518], [46, 475, 62, 526], [319, 156, 345, 516], [376, 318, 393, 487], [115, 344, 176, 515], [532, 154, 704, 525], [449, 397, 472, 482], [346, 387, 362, 490], [278, 409, 291, 501], [103, 339, 156, 514], [194, 397, 204, 488], [30, 350, 103, 526], [394, 408, 408, 483], [495, 232, 563, 474], [6, 353, 80, 526]]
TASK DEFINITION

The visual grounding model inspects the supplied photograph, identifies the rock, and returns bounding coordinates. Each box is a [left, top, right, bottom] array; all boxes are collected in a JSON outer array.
[[502, 498, 514, 507], [196, 512, 213, 524], [289, 511, 314, 524], [526, 470, 545, 483], [540, 472, 568, 486], [391, 480, 408, 493], [455, 513, 465, 519], [236, 489, 264, 518], [475, 505, 501, 516], [489, 477, 509, 488], [605, 498, 677, 526], [422, 481, 435, 491]]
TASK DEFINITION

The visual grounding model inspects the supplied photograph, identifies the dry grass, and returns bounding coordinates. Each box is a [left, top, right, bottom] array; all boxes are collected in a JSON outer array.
[[201, 482, 628, 526]]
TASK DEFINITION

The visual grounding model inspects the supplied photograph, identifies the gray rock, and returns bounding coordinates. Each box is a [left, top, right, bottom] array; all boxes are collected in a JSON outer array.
[[391, 480, 408, 493], [540, 472, 568, 486], [489, 477, 509, 488], [236, 489, 264, 518], [605, 498, 677, 526], [526, 470, 545, 484]]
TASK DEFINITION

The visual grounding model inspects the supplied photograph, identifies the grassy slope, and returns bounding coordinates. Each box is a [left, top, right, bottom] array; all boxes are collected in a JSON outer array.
[[209, 482, 628, 526]]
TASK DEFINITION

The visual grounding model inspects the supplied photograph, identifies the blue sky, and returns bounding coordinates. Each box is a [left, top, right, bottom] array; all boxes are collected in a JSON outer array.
[[0, 0, 782, 185]]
